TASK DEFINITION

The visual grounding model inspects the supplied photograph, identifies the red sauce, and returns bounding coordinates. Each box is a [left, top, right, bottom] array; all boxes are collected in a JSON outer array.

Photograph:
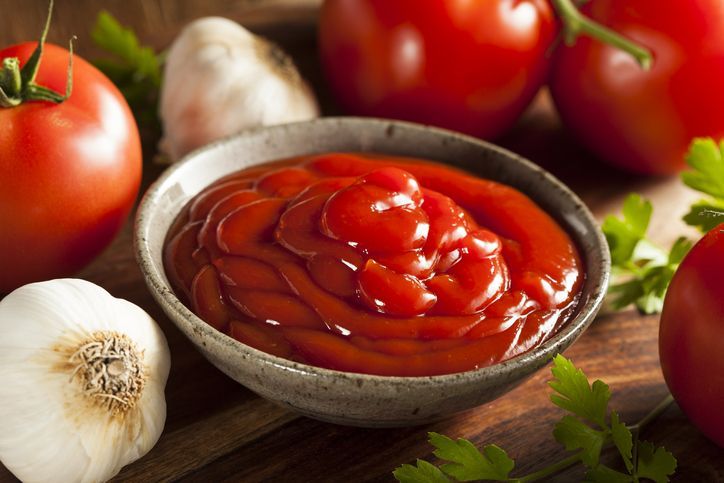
[[165, 153, 583, 376]]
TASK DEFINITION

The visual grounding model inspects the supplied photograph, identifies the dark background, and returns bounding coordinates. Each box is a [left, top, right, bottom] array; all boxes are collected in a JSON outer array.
[[0, 0, 321, 56]]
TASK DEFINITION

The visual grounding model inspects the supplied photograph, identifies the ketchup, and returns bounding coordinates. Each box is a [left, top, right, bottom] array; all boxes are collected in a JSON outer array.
[[165, 153, 583, 376]]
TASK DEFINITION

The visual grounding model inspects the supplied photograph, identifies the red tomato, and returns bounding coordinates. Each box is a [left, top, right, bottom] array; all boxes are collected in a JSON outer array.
[[659, 224, 724, 448], [550, 0, 724, 175], [0, 43, 142, 293], [318, 0, 556, 139]]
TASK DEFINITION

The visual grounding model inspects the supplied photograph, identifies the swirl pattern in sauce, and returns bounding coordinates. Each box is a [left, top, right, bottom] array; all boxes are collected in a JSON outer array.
[[165, 153, 583, 376]]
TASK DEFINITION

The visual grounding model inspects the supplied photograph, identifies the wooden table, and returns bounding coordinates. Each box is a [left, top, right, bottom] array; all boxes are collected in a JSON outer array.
[[1, 2, 723, 481]]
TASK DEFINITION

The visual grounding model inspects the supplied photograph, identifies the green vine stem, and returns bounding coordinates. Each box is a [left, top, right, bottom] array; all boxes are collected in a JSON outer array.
[[550, 0, 653, 70], [0, 0, 74, 108]]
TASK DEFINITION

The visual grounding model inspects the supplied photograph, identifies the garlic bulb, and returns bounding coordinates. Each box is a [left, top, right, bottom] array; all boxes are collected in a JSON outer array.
[[159, 17, 320, 161], [0, 279, 170, 483]]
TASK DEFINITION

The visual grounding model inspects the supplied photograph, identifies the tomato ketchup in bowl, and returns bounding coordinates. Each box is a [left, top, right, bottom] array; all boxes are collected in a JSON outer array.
[[136, 118, 608, 426], [165, 152, 584, 377]]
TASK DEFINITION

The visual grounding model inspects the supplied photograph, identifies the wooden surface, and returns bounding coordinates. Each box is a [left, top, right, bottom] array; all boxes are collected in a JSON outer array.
[[2, 2, 724, 482]]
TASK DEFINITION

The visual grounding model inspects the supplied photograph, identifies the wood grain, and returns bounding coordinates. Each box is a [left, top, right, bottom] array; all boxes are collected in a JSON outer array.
[[1, 2, 723, 482], [0, 0, 322, 53]]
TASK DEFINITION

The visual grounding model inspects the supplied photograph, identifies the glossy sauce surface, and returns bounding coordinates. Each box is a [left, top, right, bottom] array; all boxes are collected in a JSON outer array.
[[165, 153, 583, 376]]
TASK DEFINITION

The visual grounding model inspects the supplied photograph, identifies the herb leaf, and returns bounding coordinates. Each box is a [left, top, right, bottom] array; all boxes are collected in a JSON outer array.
[[91, 11, 161, 85], [633, 265, 675, 314], [607, 279, 645, 311], [682, 199, 724, 233], [549, 354, 610, 428], [553, 415, 606, 467], [393, 356, 676, 483], [681, 138, 724, 199], [91, 11, 162, 139], [610, 411, 633, 472], [602, 195, 692, 314], [667, 237, 693, 265], [430, 433, 514, 481], [602, 193, 652, 265], [394, 460, 450, 483], [636, 441, 677, 483], [680, 138, 724, 233]]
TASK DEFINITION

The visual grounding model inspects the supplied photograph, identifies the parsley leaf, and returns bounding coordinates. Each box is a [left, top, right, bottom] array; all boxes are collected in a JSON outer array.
[[92, 11, 161, 85], [607, 278, 645, 311], [610, 411, 633, 472], [430, 433, 514, 481], [606, 138, 724, 313], [602, 193, 652, 265], [394, 460, 450, 483], [553, 415, 606, 467], [549, 354, 610, 428], [627, 264, 676, 314], [681, 138, 724, 199], [636, 441, 677, 483], [602, 195, 692, 314], [681, 138, 724, 234], [667, 237, 693, 265], [91, 11, 162, 138], [682, 199, 724, 233], [393, 356, 677, 483]]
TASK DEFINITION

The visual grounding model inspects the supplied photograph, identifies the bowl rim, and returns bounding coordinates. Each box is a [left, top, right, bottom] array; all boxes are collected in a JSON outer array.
[[135, 116, 610, 387]]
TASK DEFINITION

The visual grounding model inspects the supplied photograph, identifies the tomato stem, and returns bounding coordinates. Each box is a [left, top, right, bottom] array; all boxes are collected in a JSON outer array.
[[550, 0, 653, 70], [0, 0, 74, 108], [20, 0, 55, 86], [1, 59, 21, 95]]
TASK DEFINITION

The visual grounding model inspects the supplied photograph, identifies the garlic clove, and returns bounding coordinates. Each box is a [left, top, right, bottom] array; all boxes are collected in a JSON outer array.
[[159, 17, 320, 161], [0, 279, 170, 483]]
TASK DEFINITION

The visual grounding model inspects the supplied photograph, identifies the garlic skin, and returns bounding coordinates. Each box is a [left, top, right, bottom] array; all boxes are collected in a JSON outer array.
[[0, 279, 171, 483], [159, 17, 320, 161]]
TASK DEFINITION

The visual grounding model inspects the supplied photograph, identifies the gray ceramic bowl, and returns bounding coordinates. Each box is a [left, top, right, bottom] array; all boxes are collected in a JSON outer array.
[[135, 117, 610, 427]]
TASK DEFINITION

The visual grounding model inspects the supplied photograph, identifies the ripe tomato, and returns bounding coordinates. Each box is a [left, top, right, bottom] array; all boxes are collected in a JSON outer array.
[[550, 0, 724, 175], [0, 43, 142, 293], [659, 224, 724, 448], [319, 0, 556, 139]]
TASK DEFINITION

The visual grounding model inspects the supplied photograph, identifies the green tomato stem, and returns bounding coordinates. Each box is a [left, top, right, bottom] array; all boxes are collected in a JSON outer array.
[[550, 0, 653, 70], [63, 36, 75, 98], [0, 89, 20, 108], [0, 0, 74, 108], [20, 0, 55, 86], [1, 58, 21, 97]]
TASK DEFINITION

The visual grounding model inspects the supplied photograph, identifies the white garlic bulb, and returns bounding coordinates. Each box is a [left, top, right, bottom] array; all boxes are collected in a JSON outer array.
[[159, 17, 320, 161], [0, 279, 171, 483]]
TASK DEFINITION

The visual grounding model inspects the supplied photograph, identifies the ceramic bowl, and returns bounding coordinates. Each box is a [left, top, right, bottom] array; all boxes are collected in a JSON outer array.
[[135, 117, 610, 427]]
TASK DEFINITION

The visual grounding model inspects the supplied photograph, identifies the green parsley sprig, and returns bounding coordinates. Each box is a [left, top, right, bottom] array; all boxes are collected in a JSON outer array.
[[91, 11, 163, 140], [393, 356, 676, 483], [681, 138, 724, 232], [602, 137, 724, 314], [602, 193, 692, 314]]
